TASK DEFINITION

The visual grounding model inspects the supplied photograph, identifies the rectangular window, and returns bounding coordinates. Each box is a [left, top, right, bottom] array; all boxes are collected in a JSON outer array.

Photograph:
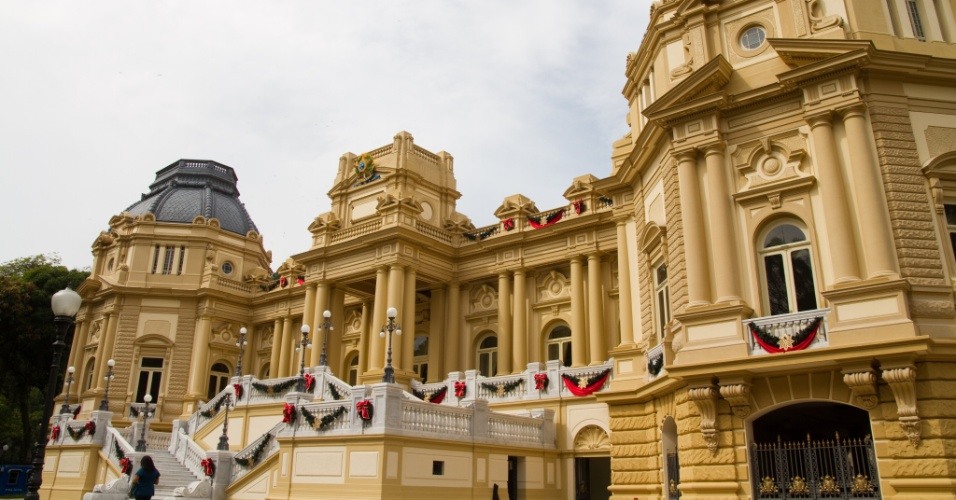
[[907, 0, 926, 40], [151, 245, 160, 274], [136, 357, 164, 402], [177, 245, 186, 275], [654, 264, 670, 341], [432, 461, 444, 476], [162, 246, 175, 275]]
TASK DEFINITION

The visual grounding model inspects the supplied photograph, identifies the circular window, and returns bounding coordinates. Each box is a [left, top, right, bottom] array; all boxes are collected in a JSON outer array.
[[221, 261, 234, 275], [739, 25, 766, 50]]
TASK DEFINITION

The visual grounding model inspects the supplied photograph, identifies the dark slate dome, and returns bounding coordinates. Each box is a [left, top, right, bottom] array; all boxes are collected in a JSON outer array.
[[125, 159, 259, 236]]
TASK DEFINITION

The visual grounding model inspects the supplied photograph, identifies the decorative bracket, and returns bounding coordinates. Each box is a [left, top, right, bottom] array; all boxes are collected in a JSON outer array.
[[842, 368, 879, 409], [882, 365, 920, 447], [688, 385, 719, 456], [719, 381, 752, 418]]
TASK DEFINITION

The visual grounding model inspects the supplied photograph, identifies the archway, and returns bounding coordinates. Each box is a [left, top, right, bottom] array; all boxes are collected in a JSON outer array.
[[749, 402, 879, 499], [573, 425, 610, 500]]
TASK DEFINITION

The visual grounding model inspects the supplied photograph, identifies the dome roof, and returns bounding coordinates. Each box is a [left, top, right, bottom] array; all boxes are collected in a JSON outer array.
[[125, 159, 259, 236]]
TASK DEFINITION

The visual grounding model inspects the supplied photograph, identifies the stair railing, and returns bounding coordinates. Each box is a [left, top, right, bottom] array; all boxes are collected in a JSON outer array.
[[171, 426, 208, 480]]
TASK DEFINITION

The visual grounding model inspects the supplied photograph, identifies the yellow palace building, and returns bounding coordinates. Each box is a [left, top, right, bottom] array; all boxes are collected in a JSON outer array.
[[43, 0, 956, 498]]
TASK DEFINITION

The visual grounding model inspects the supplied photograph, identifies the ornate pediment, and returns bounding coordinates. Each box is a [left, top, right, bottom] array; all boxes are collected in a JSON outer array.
[[644, 55, 732, 126]]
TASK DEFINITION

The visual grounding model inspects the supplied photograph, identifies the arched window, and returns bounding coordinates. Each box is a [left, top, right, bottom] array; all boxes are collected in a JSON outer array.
[[546, 325, 572, 367], [759, 222, 818, 315], [413, 335, 429, 381], [259, 362, 271, 380], [207, 362, 231, 399], [84, 357, 97, 391], [476, 334, 498, 377], [346, 353, 359, 386]]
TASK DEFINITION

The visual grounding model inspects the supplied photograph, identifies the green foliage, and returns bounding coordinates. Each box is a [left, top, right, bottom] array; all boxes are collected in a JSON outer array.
[[0, 254, 88, 462]]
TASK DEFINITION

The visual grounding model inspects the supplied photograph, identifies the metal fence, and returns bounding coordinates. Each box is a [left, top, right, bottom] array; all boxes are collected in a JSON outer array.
[[750, 434, 880, 499]]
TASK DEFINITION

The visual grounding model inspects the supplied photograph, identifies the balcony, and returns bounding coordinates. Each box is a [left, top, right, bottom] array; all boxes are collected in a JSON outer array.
[[745, 309, 830, 356]]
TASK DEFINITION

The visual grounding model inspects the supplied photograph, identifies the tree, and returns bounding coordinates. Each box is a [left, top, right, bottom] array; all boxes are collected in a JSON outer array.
[[0, 255, 88, 463]]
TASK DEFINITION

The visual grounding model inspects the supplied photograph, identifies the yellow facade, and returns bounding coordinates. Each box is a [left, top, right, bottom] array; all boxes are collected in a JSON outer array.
[[47, 0, 956, 498]]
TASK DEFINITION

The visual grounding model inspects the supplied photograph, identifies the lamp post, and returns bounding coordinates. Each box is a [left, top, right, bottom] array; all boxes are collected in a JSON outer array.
[[98, 359, 115, 411], [317, 310, 333, 367], [235, 327, 248, 377], [59, 366, 75, 414], [379, 307, 402, 384], [24, 287, 81, 500], [296, 325, 312, 392], [216, 391, 233, 451], [135, 394, 154, 452]]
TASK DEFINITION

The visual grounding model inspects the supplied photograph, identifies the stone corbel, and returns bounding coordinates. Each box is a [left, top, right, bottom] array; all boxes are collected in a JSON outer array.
[[882, 365, 920, 446], [718, 380, 752, 418], [688, 385, 719, 455], [842, 368, 879, 409]]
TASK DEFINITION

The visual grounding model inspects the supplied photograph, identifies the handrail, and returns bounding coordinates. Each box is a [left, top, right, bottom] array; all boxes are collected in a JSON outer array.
[[172, 427, 207, 480], [231, 422, 284, 482]]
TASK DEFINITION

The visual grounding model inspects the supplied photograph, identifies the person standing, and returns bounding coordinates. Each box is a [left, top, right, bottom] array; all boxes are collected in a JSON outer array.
[[130, 455, 160, 500]]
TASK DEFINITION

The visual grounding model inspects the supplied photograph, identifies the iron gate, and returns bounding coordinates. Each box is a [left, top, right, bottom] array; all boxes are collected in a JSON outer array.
[[750, 434, 880, 499], [665, 451, 680, 499]]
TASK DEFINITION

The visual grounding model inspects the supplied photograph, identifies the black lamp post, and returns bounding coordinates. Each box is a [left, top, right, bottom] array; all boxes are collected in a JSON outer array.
[[98, 359, 115, 412], [59, 366, 75, 414], [317, 310, 333, 367], [24, 287, 81, 500], [235, 327, 248, 377], [296, 325, 312, 392], [379, 307, 402, 384], [135, 394, 154, 452], [216, 391, 233, 451]]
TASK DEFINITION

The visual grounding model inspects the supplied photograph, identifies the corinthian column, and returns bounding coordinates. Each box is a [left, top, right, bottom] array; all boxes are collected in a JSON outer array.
[[497, 272, 513, 374], [570, 256, 587, 367], [675, 149, 712, 306], [840, 104, 897, 278], [702, 142, 741, 302], [807, 112, 860, 283]]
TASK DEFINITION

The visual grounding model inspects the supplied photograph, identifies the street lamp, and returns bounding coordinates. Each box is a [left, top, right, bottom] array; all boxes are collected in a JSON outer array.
[[60, 366, 75, 414], [296, 325, 312, 392], [98, 359, 115, 411], [135, 394, 154, 452], [25, 287, 81, 500], [235, 327, 248, 377], [317, 310, 333, 367], [379, 307, 402, 384], [216, 391, 233, 451]]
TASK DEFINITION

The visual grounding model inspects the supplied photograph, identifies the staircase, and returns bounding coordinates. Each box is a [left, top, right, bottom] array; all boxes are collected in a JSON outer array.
[[141, 432, 204, 498]]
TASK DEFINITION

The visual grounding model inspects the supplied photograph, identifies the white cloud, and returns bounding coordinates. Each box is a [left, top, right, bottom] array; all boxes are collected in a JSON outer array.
[[0, 0, 651, 270]]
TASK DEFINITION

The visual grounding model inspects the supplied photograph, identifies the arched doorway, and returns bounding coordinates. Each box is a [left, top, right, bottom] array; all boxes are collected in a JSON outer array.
[[749, 402, 880, 499], [573, 425, 611, 500]]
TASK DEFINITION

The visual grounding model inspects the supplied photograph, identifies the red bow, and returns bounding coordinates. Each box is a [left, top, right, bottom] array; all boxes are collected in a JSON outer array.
[[296, 276, 305, 286], [282, 403, 297, 424], [280, 277, 288, 288], [200, 458, 216, 477], [303, 373, 315, 392], [356, 399, 373, 421], [573, 200, 585, 214], [534, 373, 549, 391], [84, 420, 96, 435], [503, 218, 515, 231], [50, 425, 60, 441], [454, 381, 467, 399], [119, 457, 132, 475], [233, 383, 243, 401]]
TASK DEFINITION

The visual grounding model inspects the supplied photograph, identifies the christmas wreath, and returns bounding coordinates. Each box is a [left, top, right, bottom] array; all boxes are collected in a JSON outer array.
[[300, 406, 348, 431], [573, 200, 586, 215], [200, 458, 216, 477], [561, 369, 611, 397], [749, 317, 822, 353], [50, 425, 60, 441], [233, 383, 243, 402], [454, 381, 467, 399], [503, 218, 515, 231], [534, 373, 549, 391], [303, 373, 315, 392], [118, 457, 132, 475], [282, 403, 297, 424], [356, 399, 373, 423]]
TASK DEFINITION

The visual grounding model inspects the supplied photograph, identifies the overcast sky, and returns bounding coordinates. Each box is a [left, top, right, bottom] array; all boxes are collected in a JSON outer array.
[[0, 1, 651, 271]]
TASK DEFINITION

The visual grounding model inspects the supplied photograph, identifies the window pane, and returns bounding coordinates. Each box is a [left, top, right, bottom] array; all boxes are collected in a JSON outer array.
[[946, 205, 956, 225], [414, 335, 429, 356], [420, 364, 428, 381], [480, 336, 497, 348], [562, 341, 572, 367], [142, 357, 164, 368], [207, 377, 218, 400], [137, 372, 149, 402], [791, 249, 817, 311], [764, 224, 806, 248], [548, 344, 559, 361], [490, 352, 497, 376], [149, 372, 162, 402], [949, 232, 956, 260], [764, 254, 790, 315], [548, 326, 571, 339]]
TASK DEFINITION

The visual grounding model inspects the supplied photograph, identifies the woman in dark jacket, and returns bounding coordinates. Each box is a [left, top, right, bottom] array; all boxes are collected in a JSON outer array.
[[130, 455, 161, 500]]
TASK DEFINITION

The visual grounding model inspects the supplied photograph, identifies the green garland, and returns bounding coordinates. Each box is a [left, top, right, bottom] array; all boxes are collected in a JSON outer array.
[[328, 383, 342, 401], [464, 226, 497, 241], [480, 379, 523, 397], [749, 318, 821, 349], [114, 444, 125, 460], [300, 406, 348, 431], [234, 433, 273, 468], [67, 425, 89, 441], [251, 379, 298, 396], [199, 394, 231, 419]]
